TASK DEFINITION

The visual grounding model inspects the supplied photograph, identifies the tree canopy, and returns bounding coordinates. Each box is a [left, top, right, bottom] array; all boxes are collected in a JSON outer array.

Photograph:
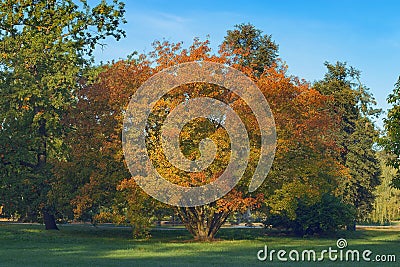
[[382, 77, 400, 188], [0, 0, 126, 228], [313, 62, 382, 221], [222, 23, 278, 76]]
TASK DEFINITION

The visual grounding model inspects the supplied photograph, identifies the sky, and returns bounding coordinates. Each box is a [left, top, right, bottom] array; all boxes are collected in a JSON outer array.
[[93, 0, 400, 128]]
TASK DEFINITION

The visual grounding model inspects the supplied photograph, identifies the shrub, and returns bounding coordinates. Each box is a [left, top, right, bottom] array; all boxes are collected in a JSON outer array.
[[265, 194, 356, 236]]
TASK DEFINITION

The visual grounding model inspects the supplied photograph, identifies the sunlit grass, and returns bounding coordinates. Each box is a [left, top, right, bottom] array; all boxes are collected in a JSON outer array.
[[0, 223, 398, 266]]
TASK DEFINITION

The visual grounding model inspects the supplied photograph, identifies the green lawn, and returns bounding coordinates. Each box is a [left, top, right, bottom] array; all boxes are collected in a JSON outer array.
[[0, 223, 398, 266]]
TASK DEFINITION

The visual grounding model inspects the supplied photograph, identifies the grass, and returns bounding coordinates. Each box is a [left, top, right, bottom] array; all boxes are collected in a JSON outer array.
[[0, 223, 399, 266]]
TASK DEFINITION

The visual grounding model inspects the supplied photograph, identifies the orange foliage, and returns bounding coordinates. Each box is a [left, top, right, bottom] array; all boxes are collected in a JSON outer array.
[[57, 37, 343, 239]]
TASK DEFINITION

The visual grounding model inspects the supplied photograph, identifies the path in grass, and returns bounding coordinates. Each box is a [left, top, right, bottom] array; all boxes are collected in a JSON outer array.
[[0, 223, 399, 266]]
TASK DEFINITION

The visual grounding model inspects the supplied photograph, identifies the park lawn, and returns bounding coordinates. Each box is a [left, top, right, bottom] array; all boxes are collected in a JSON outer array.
[[0, 223, 399, 267]]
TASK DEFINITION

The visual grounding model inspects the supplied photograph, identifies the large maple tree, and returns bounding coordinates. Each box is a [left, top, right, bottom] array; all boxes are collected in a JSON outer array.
[[58, 35, 344, 240]]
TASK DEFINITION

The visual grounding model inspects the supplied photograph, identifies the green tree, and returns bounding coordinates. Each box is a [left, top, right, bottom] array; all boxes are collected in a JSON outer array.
[[0, 0, 125, 229], [314, 62, 381, 222], [369, 151, 400, 224], [222, 23, 279, 76], [382, 77, 400, 188]]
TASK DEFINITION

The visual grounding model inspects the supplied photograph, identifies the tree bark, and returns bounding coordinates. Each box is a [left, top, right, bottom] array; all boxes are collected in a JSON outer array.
[[177, 206, 230, 241]]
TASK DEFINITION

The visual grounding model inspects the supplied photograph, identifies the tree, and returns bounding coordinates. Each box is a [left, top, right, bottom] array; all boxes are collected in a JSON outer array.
[[369, 151, 400, 224], [67, 35, 342, 240], [0, 0, 126, 229], [222, 23, 279, 76], [382, 77, 400, 188], [314, 62, 381, 222]]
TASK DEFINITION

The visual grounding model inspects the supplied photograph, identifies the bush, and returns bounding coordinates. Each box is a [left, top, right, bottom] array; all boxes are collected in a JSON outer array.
[[265, 194, 356, 236]]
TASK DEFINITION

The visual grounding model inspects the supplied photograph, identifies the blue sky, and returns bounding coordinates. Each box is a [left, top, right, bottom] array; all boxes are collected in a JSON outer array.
[[94, 0, 400, 128]]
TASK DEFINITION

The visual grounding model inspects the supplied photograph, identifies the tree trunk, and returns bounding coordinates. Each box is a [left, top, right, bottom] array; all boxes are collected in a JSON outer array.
[[177, 206, 230, 241], [37, 116, 59, 230], [43, 209, 59, 230]]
